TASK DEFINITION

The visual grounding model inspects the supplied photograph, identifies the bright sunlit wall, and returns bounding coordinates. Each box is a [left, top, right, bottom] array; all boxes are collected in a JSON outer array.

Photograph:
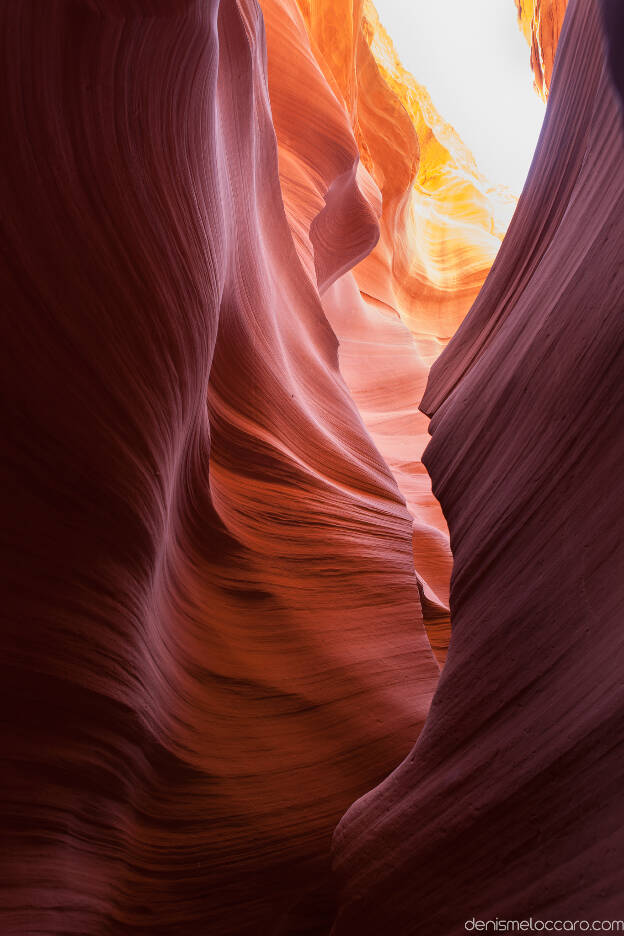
[[374, 0, 546, 195]]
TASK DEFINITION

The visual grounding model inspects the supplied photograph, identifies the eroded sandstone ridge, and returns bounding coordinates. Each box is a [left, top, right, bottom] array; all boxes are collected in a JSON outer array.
[[1, 2, 440, 932], [262, 0, 516, 661], [1, 0, 621, 934], [332, 0, 624, 931]]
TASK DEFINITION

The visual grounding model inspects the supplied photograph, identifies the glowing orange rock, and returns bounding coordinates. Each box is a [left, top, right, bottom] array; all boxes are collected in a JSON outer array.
[[515, 0, 569, 98], [263, 0, 516, 661]]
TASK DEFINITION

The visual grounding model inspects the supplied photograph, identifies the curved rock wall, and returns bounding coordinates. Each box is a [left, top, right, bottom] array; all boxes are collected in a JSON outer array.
[[4, 0, 619, 933], [1, 2, 440, 933], [332, 0, 624, 930], [263, 0, 516, 663]]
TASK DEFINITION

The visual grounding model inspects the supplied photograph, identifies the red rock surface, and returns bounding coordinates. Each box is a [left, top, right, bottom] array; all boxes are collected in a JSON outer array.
[[332, 0, 624, 930], [1, 2, 440, 932], [3, 0, 622, 933]]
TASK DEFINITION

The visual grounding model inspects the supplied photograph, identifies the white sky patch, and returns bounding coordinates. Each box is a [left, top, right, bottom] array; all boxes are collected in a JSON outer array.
[[373, 0, 546, 195]]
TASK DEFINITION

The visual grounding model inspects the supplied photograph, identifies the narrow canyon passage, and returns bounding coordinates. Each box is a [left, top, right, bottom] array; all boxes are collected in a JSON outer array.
[[2, 1, 623, 935], [261, 0, 533, 666]]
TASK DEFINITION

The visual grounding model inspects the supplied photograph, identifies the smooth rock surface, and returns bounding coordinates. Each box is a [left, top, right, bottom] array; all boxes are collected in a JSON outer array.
[[332, 0, 624, 931], [0, 2, 440, 932]]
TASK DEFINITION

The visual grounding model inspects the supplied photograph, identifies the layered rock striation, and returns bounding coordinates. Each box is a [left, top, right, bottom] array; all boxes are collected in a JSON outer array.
[[1, 2, 440, 932], [3, 0, 619, 933], [263, 0, 516, 662], [332, 0, 624, 931]]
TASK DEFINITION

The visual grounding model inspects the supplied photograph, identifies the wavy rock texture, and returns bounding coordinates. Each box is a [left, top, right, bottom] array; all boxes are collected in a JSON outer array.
[[515, 0, 569, 97], [353, 2, 516, 344], [263, 0, 516, 662], [332, 0, 624, 931], [0, 1, 442, 933]]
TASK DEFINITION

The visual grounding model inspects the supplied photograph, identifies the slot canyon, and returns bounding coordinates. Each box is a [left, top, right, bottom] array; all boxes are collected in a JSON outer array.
[[1, 0, 623, 933]]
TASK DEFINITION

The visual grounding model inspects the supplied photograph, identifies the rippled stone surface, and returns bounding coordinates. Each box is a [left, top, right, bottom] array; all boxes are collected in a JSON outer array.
[[332, 1, 624, 931]]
